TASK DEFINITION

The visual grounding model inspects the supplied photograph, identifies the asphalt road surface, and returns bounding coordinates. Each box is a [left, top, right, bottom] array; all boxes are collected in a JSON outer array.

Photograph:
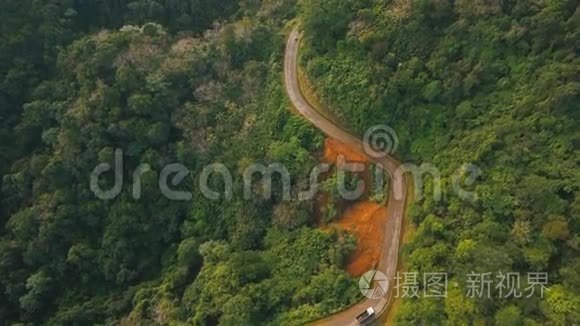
[[284, 29, 408, 326]]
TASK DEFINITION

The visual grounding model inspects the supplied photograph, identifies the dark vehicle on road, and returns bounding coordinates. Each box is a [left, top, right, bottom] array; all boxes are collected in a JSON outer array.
[[356, 307, 375, 325]]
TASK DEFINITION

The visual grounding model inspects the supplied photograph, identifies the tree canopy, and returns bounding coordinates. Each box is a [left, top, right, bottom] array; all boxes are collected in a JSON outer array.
[[301, 0, 579, 324]]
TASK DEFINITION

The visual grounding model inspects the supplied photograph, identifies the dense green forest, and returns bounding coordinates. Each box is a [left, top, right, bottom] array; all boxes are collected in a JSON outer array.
[[300, 0, 579, 324], [0, 1, 361, 324], [1, 0, 578, 325]]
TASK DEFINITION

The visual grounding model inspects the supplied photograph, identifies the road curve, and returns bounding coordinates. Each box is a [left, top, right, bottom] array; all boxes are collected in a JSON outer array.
[[284, 29, 408, 326]]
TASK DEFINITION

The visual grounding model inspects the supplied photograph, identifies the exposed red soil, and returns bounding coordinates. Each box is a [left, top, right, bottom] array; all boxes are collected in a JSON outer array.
[[337, 202, 387, 277], [317, 138, 389, 277], [323, 138, 368, 164]]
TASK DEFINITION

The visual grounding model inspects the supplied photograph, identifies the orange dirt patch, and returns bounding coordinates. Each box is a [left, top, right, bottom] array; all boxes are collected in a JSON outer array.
[[323, 138, 367, 164], [336, 202, 388, 277], [317, 137, 387, 277]]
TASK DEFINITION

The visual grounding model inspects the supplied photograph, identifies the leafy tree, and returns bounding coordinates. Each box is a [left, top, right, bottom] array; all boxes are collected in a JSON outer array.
[[495, 305, 523, 326], [300, 0, 355, 53], [542, 285, 580, 325], [0, 2, 354, 324], [302, 0, 579, 323]]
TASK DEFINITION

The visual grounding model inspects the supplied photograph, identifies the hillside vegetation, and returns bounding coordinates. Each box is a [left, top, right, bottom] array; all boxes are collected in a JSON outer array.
[[300, 0, 579, 324], [0, 1, 361, 324], [1, 0, 578, 324]]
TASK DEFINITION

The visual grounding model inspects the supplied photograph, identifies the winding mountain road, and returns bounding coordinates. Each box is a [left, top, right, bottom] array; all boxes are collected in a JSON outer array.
[[284, 29, 408, 325]]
